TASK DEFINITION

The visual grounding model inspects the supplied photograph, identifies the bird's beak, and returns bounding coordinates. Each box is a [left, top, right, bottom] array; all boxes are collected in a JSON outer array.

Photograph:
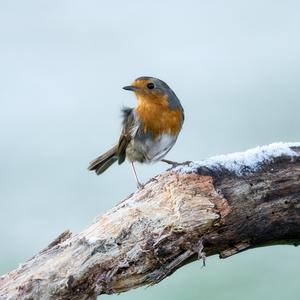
[[123, 85, 140, 92]]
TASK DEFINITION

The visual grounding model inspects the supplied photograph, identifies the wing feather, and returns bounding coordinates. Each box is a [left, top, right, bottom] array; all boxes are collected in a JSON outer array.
[[117, 107, 137, 164]]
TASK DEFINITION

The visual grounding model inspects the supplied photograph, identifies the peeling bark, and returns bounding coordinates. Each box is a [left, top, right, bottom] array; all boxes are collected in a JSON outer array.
[[0, 145, 300, 300]]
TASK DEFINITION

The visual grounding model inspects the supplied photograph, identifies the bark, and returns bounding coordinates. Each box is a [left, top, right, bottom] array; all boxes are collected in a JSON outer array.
[[0, 144, 300, 300]]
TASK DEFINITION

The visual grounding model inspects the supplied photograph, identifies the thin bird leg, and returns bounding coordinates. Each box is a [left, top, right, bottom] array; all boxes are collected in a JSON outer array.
[[131, 162, 144, 189], [161, 159, 182, 166]]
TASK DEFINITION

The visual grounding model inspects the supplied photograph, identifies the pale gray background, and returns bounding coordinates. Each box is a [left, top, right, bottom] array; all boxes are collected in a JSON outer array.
[[0, 1, 299, 299]]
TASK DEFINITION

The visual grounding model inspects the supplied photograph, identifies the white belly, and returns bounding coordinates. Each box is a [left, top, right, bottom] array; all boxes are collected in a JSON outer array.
[[125, 120, 178, 163], [139, 133, 177, 162]]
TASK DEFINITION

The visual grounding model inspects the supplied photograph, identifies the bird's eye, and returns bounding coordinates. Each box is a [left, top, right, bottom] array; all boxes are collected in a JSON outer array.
[[147, 82, 155, 90]]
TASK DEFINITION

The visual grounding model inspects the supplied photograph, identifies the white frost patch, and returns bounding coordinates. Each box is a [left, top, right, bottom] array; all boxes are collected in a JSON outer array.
[[177, 142, 300, 176], [86, 236, 99, 244]]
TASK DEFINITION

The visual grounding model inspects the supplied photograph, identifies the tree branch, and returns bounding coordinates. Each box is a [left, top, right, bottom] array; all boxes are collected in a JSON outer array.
[[1, 143, 300, 300]]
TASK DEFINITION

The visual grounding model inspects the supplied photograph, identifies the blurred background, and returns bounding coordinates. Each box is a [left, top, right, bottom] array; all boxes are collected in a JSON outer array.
[[0, 0, 299, 299]]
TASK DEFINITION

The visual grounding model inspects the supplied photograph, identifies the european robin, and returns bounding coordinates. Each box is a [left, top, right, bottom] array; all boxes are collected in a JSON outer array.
[[88, 76, 184, 189]]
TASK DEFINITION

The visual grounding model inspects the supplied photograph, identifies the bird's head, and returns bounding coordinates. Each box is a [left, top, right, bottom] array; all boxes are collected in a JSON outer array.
[[123, 76, 181, 109]]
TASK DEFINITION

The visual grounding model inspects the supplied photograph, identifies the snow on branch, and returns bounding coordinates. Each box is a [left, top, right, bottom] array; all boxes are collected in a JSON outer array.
[[178, 142, 300, 175], [0, 142, 300, 300]]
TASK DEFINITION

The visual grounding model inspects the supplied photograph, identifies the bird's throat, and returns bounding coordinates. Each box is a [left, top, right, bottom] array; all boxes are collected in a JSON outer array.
[[135, 99, 182, 139]]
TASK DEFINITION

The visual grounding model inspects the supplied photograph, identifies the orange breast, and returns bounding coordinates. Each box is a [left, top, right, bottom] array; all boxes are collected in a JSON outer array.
[[135, 95, 182, 139]]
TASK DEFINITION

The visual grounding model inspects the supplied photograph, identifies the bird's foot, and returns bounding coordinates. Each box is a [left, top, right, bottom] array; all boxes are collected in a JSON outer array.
[[137, 181, 145, 190], [161, 159, 184, 167]]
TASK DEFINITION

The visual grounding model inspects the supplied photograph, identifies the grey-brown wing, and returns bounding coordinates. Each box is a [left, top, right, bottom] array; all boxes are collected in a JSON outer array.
[[117, 107, 136, 164]]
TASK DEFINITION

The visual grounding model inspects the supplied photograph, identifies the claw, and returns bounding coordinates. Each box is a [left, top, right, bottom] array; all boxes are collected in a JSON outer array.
[[137, 182, 145, 190], [131, 162, 145, 189]]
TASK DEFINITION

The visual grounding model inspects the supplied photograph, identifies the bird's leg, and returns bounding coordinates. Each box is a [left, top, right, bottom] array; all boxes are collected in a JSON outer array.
[[131, 162, 144, 189], [161, 159, 182, 167]]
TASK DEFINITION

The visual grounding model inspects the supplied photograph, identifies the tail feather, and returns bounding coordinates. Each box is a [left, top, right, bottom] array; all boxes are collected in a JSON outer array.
[[88, 145, 118, 175]]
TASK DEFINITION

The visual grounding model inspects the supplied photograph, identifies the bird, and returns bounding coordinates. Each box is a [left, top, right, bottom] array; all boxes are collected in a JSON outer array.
[[88, 76, 184, 189]]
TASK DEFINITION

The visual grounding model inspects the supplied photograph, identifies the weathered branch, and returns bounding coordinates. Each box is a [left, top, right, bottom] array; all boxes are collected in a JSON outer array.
[[1, 143, 300, 300]]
